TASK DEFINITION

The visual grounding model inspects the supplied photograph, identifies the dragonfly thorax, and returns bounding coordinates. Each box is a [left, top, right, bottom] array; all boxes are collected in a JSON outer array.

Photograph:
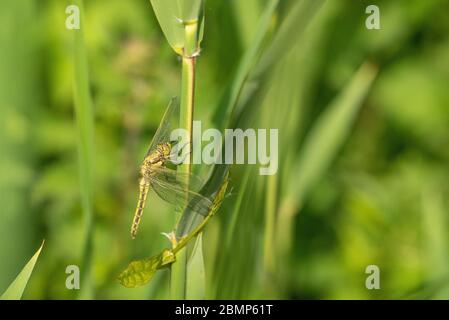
[[140, 143, 172, 178]]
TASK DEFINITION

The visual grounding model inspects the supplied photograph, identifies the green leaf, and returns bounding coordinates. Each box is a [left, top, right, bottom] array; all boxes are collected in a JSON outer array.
[[274, 62, 378, 275], [1, 241, 44, 300], [212, 0, 280, 129], [150, 0, 184, 54], [118, 249, 175, 288], [284, 62, 379, 209], [175, 165, 230, 239], [150, 0, 204, 55], [213, 0, 325, 130], [254, 0, 325, 78], [231, 0, 262, 48], [230, 0, 325, 126], [178, 0, 203, 22], [186, 234, 206, 299], [73, 0, 95, 299], [224, 169, 251, 249]]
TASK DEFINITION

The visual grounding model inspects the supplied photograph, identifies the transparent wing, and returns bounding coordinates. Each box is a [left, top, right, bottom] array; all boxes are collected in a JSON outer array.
[[148, 167, 213, 217], [146, 97, 179, 156], [176, 171, 230, 238]]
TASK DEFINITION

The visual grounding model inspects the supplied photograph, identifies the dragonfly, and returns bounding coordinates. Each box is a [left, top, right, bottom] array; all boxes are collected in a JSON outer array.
[[130, 98, 213, 239]]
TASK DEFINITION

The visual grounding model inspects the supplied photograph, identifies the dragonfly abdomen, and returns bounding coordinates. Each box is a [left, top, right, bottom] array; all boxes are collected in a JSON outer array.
[[131, 179, 150, 239]]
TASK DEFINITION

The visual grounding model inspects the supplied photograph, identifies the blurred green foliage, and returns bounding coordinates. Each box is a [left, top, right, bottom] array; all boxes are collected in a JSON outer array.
[[0, 0, 448, 299]]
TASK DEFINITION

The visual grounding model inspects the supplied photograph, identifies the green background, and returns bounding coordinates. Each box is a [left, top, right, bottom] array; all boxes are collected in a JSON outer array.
[[0, 0, 448, 299]]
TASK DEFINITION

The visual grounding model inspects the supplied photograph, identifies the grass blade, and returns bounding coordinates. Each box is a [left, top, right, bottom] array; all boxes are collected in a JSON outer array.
[[214, 0, 325, 130], [0, 0, 38, 292], [285, 63, 378, 205], [178, 0, 203, 22], [150, 0, 185, 54], [231, 0, 261, 48], [186, 233, 206, 299], [150, 0, 204, 55], [73, 0, 95, 299], [0, 241, 44, 300], [212, 0, 280, 130], [277, 62, 378, 260], [254, 0, 325, 78]]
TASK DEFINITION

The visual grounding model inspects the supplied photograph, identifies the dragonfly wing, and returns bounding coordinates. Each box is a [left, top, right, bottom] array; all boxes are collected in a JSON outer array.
[[150, 179, 212, 217], [176, 171, 230, 238], [149, 168, 212, 217], [146, 97, 180, 156], [150, 166, 205, 192]]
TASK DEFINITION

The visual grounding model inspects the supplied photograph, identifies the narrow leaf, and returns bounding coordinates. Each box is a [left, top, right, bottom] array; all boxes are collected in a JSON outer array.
[[150, 0, 204, 55], [1, 241, 45, 300], [178, 0, 203, 22], [150, 0, 185, 54], [186, 234, 206, 299], [276, 62, 378, 269], [212, 0, 280, 129], [254, 0, 325, 78], [285, 62, 379, 208], [73, 0, 94, 299]]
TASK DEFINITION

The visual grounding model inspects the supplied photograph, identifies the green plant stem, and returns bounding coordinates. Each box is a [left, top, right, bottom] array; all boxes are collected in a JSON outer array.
[[73, 0, 94, 299], [170, 22, 198, 300], [179, 56, 196, 169]]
